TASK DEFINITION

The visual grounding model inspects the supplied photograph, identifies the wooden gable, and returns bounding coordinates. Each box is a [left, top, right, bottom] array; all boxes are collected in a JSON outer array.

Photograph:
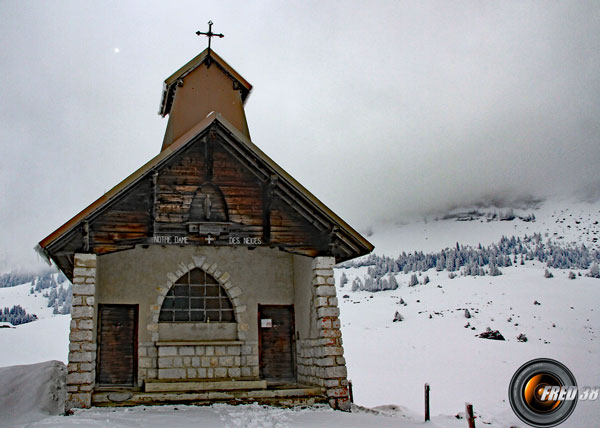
[[38, 114, 373, 280]]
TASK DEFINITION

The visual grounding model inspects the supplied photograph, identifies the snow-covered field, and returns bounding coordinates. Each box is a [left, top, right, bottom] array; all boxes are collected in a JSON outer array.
[[1, 197, 599, 427], [339, 265, 600, 427], [0, 282, 70, 367]]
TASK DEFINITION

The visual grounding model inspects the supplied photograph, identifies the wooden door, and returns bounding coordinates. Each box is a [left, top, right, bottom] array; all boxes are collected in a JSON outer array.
[[97, 304, 138, 386], [258, 305, 296, 381]]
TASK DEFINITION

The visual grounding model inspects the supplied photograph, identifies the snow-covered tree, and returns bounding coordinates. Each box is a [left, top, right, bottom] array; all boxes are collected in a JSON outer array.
[[589, 263, 600, 278], [387, 273, 398, 290], [489, 263, 502, 276], [339, 272, 348, 288], [408, 274, 418, 287]]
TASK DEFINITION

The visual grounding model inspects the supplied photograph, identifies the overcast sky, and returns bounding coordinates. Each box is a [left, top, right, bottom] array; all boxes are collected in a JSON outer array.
[[1, 1, 599, 271]]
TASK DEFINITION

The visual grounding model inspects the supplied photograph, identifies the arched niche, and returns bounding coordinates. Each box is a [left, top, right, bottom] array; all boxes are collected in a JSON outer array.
[[189, 183, 228, 222]]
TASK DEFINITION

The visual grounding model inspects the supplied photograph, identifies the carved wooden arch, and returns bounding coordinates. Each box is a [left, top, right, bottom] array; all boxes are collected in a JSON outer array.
[[189, 182, 229, 222], [147, 255, 246, 343]]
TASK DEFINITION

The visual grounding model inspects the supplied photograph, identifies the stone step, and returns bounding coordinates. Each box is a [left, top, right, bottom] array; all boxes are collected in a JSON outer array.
[[144, 379, 267, 393], [93, 386, 327, 407]]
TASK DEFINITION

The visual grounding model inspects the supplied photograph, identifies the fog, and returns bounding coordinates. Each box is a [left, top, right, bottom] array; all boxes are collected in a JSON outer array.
[[1, 1, 599, 270]]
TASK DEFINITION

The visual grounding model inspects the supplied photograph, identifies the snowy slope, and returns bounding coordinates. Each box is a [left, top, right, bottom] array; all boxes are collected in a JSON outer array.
[[0, 282, 54, 320], [368, 197, 600, 255], [337, 196, 600, 427], [0, 316, 70, 368], [0, 281, 71, 367], [0, 196, 598, 427], [337, 266, 600, 427]]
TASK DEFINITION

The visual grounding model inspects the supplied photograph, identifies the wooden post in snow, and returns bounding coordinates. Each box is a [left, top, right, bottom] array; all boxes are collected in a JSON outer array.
[[424, 383, 430, 421], [466, 402, 476, 428]]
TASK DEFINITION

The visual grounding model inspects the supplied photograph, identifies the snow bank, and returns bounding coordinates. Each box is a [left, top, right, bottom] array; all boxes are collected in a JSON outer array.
[[0, 360, 66, 428]]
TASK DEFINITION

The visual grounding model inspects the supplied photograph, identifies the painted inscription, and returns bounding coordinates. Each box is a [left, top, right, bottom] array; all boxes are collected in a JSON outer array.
[[229, 236, 262, 245], [152, 235, 262, 245], [153, 235, 189, 244]]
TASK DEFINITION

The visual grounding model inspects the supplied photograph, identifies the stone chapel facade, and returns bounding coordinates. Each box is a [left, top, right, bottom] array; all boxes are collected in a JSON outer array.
[[37, 48, 373, 411]]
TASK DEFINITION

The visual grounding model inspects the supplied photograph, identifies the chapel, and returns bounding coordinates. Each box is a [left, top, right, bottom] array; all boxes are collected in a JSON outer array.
[[37, 37, 373, 411]]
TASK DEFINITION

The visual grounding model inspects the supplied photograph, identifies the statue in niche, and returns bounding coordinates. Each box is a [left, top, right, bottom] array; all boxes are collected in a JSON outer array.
[[203, 194, 212, 220], [188, 183, 228, 224]]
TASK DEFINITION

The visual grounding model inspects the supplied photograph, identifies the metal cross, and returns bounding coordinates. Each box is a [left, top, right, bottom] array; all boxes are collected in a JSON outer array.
[[196, 21, 224, 54], [206, 234, 215, 244]]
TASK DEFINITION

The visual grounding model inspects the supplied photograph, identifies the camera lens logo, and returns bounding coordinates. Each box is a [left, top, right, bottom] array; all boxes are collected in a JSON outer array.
[[509, 358, 578, 427]]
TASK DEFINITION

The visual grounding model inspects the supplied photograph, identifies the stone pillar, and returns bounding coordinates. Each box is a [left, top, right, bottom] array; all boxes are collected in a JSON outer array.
[[66, 253, 97, 410], [311, 256, 351, 411]]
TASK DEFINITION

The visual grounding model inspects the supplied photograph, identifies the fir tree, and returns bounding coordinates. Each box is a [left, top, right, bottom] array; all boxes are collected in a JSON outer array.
[[339, 272, 348, 288]]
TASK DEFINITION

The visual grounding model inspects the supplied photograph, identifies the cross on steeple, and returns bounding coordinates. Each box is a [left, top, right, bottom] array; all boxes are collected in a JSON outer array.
[[196, 21, 224, 56]]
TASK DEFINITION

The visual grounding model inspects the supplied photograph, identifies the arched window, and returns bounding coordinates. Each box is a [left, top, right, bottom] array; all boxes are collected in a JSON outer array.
[[159, 268, 235, 323]]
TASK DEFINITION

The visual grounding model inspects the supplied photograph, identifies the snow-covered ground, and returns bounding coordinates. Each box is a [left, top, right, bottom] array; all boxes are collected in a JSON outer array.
[[339, 265, 600, 427], [12, 402, 477, 428], [1, 197, 599, 427], [0, 281, 70, 367], [0, 316, 70, 368]]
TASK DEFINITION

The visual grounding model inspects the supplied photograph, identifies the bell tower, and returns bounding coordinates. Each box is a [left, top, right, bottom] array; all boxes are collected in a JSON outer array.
[[158, 24, 252, 151]]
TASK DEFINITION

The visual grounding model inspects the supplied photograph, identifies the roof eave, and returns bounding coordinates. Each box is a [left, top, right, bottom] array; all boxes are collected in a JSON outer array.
[[209, 115, 374, 254], [38, 112, 221, 251], [38, 112, 373, 259]]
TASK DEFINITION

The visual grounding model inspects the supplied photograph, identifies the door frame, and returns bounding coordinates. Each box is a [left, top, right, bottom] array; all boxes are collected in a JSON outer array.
[[96, 303, 139, 387], [257, 304, 296, 382]]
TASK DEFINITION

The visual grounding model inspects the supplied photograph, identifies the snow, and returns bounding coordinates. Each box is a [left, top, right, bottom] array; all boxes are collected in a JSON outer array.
[[0, 360, 65, 428], [369, 197, 600, 255], [0, 281, 70, 367], [338, 265, 600, 427], [1, 196, 599, 427], [0, 316, 70, 367], [19, 403, 472, 428], [0, 282, 56, 320]]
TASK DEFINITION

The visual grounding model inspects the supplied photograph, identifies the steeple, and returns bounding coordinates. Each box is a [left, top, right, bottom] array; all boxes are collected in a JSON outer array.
[[159, 48, 252, 151]]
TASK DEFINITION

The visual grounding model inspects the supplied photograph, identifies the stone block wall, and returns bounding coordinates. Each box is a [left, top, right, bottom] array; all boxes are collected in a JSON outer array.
[[153, 342, 259, 380], [138, 254, 258, 385], [66, 253, 97, 410], [138, 342, 158, 381], [296, 257, 350, 410]]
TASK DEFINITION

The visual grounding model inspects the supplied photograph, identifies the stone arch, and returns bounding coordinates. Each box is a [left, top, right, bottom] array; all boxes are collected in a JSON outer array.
[[147, 255, 247, 343], [159, 267, 235, 323]]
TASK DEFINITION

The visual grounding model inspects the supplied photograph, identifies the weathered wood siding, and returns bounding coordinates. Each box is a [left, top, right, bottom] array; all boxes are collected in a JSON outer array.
[[44, 121, 369, 279]]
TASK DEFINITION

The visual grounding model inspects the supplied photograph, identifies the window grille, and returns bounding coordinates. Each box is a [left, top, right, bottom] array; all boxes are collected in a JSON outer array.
[[158, 268, 235, 322]]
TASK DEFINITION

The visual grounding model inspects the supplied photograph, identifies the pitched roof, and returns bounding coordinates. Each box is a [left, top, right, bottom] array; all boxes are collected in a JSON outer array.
[[159, 49, 252, 117], [37, 112, 373, 271]]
